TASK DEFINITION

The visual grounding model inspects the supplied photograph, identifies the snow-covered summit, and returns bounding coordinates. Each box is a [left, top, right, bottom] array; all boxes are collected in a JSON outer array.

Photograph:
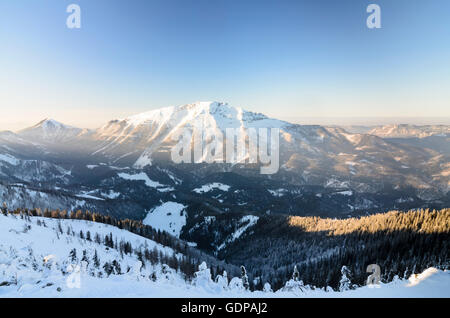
[[115, 101, 283, 129], [18, 118, 82, 142], [91, 101, 291, 167]]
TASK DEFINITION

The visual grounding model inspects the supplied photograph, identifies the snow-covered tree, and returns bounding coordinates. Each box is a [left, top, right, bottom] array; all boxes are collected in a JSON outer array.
[[228, 277, 245, 292], [263, 282, 273, 293], [193, 262, 212, 286], [103, 262, 113, 276], [282, 266, 306, 293], [292, 265, 300, 281], [69, 248, 77, 263], [339, 265, 352, 291], [112, 260, 121, 275], [215, 270, 229, 290], [93, 250, 100, 268], [192, 262, 225, 293], [128, 261, 143, 281]]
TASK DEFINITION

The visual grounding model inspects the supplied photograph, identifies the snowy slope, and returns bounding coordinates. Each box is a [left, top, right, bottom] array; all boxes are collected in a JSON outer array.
[[217, 215, 259, 251], [0, 153, 72, 183], [193, 183, 230, 194], [89, 101, 290, 168], [0, 213, 448, 298], [118, 172, 163, 188], [143, 202, 187, 237]]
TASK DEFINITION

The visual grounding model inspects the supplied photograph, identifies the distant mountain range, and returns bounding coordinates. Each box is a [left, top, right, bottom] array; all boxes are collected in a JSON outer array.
[[0, 102, 448, 237], [366, 124, 450, 138]]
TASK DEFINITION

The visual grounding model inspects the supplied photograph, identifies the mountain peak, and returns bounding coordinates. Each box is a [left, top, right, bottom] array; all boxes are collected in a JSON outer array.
[[18, 118, 81, 141], [35, 118, 70, 129], [189, 101, 240, 112], [119, 101, 276, 129], [117, 101, 242, 126]]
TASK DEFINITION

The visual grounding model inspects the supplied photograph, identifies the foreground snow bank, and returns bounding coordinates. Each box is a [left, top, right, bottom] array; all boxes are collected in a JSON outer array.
[[2, 267, 449, 298]]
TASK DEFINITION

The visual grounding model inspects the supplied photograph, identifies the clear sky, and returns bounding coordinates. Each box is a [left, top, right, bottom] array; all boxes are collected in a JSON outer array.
[[1, 0, 449, 130]]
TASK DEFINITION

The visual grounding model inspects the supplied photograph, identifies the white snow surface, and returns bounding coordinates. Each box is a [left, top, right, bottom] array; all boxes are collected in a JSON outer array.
[[193, 183, 230, 194], [101, 190, 121, 199], [143, 202, 187, 238], [218, 215, 259, 251], [337, 190, 353, 196], [117, 172, 164, 189], [17, 119, 82, 142], [268, 188, 288, 197]]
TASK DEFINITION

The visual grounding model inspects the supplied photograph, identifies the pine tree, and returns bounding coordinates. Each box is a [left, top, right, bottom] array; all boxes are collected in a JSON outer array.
[[93, 250, 100, 268], [241, 266, 249, 290], [103, 262, 113, 276], [137, 250, 145, 268], [2, 202, 7, 215], [69, 248, 77, 263], [81, 250, 89, 265]]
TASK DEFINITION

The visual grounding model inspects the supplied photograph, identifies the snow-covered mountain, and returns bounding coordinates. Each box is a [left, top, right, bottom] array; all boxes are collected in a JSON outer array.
[[86, 101, 291, 167], [0, 101, 449, 218], [368, 124, 450, 139], [4, 102, 448, 194], [18, 119, 83, 143]]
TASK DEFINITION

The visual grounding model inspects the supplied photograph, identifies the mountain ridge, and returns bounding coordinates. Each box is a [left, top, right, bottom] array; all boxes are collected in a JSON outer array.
[[0, 101, 448, 222]]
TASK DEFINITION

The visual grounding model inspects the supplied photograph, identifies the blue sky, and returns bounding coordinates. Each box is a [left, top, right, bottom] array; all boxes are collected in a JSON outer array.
[[0, 0, 449, 130]]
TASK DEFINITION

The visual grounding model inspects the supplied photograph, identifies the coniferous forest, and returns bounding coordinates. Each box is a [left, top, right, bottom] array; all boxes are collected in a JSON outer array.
[[222, 209, 449, 291]]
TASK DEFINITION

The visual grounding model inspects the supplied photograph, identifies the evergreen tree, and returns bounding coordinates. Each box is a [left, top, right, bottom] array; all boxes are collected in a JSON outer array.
[[103, 262, 113, 276], [241, 266, 249, 290], [93, 250, 100, 268], [112, 260, 122, 275], [69, 248, 77, 263], [81, 250, 89, 265], [292, 265, 300, 281]]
